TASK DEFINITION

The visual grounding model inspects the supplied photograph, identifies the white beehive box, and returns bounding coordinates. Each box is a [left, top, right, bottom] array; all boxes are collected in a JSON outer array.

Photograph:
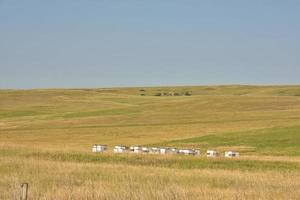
[[160, 148, 171, 154], [149, 147, 160, 154], [92, 144, 107, 153], [207, 150, 218, 157], [141, 147, 150, 153], [169, 148, 179, 154], [225, 151, 240, 157], [92, 144, 97, 153], [130, 146, 142, 153], [113, 145, 128, 153], [179, 149, 195, 155], [160, 148, 166, 154]]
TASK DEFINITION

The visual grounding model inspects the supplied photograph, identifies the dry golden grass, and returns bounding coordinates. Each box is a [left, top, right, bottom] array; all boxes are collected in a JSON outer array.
[[1, 86, 300, 199], [1, 154, 300, 200]]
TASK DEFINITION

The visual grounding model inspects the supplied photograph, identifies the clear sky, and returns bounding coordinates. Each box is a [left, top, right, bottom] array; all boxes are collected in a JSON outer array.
[[1, 0, 300, 89]]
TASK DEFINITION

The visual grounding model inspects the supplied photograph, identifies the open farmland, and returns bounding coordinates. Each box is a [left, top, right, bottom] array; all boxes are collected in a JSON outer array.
[[1, 85, 300, 199]]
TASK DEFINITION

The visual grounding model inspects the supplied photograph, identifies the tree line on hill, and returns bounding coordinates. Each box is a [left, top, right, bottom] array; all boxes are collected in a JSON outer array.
[[139, 89, 192, 96]]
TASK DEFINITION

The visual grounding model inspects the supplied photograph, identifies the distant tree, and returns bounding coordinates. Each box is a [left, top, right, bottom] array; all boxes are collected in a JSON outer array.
[[139, 89, 145, 92], [154, 93, 162, 96], [184, 91, 192, 96], [174, 92, 180, 96], [140, 94, 146, 96]]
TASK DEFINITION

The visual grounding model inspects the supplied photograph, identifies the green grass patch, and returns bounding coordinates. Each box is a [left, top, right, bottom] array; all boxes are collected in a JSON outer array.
[[158, 127, 300, 156]]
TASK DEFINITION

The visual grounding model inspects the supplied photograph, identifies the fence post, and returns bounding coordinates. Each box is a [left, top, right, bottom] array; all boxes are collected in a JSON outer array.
[[20, 183, 28, 200]]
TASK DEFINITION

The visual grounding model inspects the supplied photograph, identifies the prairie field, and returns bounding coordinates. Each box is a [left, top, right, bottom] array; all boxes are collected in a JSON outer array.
[[1, 85, 300, 199]]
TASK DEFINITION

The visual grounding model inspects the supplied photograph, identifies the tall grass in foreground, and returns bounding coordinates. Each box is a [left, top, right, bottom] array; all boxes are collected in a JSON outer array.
[[1, 156, 299, 200], [0, 144, 300, 200]]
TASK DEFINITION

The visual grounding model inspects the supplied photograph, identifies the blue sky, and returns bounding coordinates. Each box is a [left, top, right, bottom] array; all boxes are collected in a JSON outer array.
[[0, 0, 300, 89]]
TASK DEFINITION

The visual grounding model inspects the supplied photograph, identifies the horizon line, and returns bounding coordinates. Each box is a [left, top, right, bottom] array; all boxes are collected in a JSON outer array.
[[1, 84, 300, 91]]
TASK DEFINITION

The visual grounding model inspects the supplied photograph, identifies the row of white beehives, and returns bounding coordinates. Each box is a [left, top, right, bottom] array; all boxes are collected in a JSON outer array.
[[114, 146, 239, 157], [94, 145, 239, 157], [126, 146, 200, 155], [92, 144, 107, 153], [111, 146, 197, 155]]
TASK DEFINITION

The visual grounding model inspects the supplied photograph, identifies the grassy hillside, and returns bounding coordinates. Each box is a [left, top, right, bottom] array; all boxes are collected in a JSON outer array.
[[1, 85, 300, 199], [1, 85, 300, 150], [157, 126, 300, 156]]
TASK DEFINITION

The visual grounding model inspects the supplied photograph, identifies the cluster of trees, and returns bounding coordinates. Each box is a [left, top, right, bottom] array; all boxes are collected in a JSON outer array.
[[139, 89, 146, 96], [139, 89, 192, 96], [154, 91, 191, 96]]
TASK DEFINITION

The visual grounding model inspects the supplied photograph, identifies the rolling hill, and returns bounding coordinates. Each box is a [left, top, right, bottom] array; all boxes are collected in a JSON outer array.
[[1, 85, 300, 199]]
